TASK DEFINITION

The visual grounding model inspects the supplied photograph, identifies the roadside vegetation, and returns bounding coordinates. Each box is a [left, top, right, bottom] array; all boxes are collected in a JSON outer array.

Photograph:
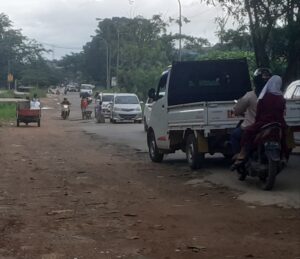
[[28, 88, 47, 99], [0, 90, 15, 98], [0, 103, 16, 121], [0, 89, 46, 99]]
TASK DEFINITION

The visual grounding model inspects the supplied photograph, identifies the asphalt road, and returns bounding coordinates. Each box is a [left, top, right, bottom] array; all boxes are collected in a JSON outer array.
[[58, 92, 300, 208]]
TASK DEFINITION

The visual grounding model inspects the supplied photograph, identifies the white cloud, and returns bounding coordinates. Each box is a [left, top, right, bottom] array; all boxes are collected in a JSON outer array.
[[1, 0, 223, 59]]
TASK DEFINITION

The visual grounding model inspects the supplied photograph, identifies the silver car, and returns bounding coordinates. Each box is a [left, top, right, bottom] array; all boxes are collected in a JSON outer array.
[[110, 93, 142, 123], [101, 93, 114, 118]]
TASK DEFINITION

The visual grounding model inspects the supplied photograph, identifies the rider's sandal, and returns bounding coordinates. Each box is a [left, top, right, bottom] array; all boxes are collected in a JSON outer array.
[[230, 158, 245, 171]]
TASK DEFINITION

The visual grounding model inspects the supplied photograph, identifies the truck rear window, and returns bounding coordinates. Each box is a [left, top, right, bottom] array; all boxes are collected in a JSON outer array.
[[168, 59, 252, 106]]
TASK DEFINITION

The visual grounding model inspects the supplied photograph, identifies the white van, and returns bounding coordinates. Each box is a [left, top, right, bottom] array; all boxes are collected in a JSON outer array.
[[100, 93, 115, 118], [110, 93, 142, 123]]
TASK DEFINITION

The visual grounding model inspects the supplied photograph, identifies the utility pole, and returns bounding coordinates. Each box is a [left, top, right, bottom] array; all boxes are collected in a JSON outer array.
[[96, 18, 110, 89], [101, 39, 110, 89], [116, 29, 120, 84], [177, 0, 182, 61], [7, 60, 11, 90]]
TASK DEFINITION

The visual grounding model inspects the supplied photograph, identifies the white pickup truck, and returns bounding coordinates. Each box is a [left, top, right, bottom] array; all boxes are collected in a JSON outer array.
[[147, 59, 300, 168]]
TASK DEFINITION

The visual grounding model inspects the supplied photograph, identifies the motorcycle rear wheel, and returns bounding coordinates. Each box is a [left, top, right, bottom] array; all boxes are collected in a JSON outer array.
[[261, 158, 278, 191]]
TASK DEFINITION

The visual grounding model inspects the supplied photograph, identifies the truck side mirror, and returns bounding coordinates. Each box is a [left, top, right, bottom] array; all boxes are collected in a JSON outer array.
[[148, 88, 156, 100]]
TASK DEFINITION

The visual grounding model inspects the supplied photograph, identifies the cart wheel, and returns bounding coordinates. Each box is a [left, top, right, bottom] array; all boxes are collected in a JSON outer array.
[[17, 120, 20, 127], [38, 120, 41, 127]]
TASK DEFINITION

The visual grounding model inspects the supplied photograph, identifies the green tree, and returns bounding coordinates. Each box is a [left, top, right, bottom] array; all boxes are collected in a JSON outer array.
[[0, 13, 61, 88], [59, 15, 211, 99], [202, 0, 300, 83]]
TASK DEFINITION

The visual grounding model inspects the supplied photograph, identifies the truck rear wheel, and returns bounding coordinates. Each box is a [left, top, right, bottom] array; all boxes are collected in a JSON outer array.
[[148, 131, 164, 163], [186, 134, 204, 169]]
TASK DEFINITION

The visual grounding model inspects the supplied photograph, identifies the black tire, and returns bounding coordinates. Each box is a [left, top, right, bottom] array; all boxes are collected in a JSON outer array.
[[147, 130, 164, 163], [62, 112, 67, 120], [38, 120, 41, 127], [186, 134, 204, 169], [17, 119, 20, 127], [261, 159, 278, 190]]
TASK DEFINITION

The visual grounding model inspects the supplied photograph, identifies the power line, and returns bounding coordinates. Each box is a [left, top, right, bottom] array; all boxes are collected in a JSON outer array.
[[40, 42, 82, 50], [39, 42, 82, 60]]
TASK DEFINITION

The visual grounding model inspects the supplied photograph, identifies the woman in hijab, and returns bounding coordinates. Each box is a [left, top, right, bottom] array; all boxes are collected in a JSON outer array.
[[235, 75, 287, 162]]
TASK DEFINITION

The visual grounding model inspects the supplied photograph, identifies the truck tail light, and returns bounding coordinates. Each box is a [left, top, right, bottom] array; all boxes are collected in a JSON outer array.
[[227, 110, 236, 118]]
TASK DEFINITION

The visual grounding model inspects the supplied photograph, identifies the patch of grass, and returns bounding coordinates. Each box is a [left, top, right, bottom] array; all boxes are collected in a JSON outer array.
[[2, 87, 48, 99], [0, 103, 16, 120]]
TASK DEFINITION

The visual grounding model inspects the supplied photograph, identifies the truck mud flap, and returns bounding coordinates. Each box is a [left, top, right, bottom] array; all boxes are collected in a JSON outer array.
[[197, 132, 208, 153]]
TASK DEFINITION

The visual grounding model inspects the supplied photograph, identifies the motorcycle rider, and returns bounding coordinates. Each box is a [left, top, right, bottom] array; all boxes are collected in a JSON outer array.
[[234, 75, 287, 164], [230, 68, 272, 156], [61, 97, 71, 116]]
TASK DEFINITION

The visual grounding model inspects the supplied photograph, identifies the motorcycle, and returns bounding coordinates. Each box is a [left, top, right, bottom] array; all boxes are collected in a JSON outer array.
[[61, 104, 70, 120], [232, 122, 284, 190]]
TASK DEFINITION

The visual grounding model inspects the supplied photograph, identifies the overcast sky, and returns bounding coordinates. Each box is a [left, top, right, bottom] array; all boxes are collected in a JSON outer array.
[[1, 0, 224, 59]]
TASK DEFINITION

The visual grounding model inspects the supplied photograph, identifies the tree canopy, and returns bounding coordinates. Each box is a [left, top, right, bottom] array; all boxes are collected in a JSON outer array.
[[0, 13, 63, 88], [1, 2, 298, 95], [201, 0, 300, 83], [59, 15, 209, 99]]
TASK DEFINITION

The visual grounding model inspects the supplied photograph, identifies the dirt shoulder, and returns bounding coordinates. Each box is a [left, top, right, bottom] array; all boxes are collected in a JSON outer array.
[[0, 96, 299, 259]]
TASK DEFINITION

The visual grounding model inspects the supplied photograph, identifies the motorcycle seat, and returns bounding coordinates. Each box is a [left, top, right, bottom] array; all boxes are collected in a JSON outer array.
[[259, 122, 281, 131]]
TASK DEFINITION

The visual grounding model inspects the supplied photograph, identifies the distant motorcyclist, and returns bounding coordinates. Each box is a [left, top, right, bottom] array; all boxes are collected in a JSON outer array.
[[61, 97, 71, 116], [230, 68, 272, 155], [61, 97, 71, 105], [81, 96, 88, 111]]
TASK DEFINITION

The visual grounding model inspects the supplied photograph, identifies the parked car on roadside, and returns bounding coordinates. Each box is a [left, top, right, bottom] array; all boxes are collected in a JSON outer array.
[[67, 84, 77, 92], [100, 93, 115, 118], [110, 93, 142, 123]]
